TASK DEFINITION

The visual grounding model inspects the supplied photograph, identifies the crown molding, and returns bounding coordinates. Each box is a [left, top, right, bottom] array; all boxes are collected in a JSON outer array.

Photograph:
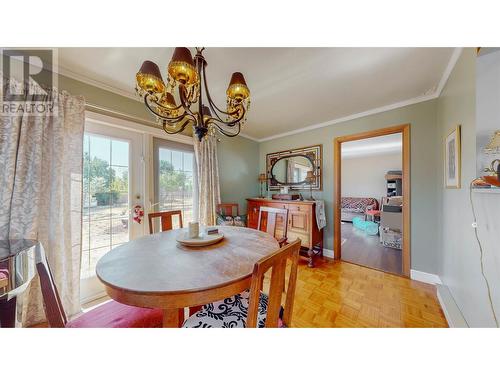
[[57, 65, 141, 102], [238, 132, 260, 142], [435, 47, 463, 97], [257, 93, 436, 142]]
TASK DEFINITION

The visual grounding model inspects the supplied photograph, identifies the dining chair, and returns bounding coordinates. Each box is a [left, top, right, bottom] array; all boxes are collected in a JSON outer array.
[[148, 210, 183, 234], [36, 255, 163, 328], [257, 206, 289, 247], [217, 203, 239, 216], [182, 239, 301, 328]]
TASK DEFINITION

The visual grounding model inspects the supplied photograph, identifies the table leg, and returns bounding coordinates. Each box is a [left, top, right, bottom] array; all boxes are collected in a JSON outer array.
[[163, 308, 184, 328]]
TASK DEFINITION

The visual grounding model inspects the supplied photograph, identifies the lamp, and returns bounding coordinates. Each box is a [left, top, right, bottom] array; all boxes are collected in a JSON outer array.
[[305, 170, 315, 200], [482, 130, 500, 187], [258, 173, 267, 198]]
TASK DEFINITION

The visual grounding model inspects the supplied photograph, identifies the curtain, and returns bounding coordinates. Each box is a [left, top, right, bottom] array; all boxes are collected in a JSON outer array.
[[193, 133, 220, 226], [0, 76, 85, 326]]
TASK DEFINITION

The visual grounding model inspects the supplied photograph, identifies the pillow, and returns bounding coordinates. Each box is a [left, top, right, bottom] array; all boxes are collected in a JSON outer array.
[[216, 213, 247, 227]]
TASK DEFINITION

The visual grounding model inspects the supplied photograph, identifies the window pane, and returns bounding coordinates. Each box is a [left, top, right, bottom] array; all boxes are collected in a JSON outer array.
[[111, 139, 129, 167], [183, 152, 193, 172], [172, 150, 182, 171], [81, 133, 130, 280], [156, 146, 195, 224], [89, 136, 111, 165], [88, 247, 111, 277]]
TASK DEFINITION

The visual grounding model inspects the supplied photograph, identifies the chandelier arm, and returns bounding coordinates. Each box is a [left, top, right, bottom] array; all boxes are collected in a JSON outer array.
[[207, 108, 246, 127], [207, 119, 242, 137], [201, 62, 240, 118], [162, 120, 190, 134], [144, 94, 191, 122], [178, 84, 197, 117], [208, 104, 247, 127]]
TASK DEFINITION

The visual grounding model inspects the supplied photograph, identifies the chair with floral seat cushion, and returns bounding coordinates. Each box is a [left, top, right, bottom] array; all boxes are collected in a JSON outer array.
[[217, 203, 239, 216], [216, 203, 247, 227], [36, 254, 163, 328], [183, 239, 301, 328]]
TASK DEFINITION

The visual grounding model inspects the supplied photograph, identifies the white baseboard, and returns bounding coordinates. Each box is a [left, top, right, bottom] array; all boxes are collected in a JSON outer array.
[[323, 251, 442, 286], [323, 248, 334, 258], [410, 269, 442, 285], [436, 284, 468, 328]]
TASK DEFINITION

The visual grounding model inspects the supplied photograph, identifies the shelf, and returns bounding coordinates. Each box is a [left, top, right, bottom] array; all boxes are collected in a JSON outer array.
[[471, 188, 500, 194]]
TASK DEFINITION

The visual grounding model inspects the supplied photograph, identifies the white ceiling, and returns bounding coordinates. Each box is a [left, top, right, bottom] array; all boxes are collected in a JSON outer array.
[[341, 133, 402, 159], [57, 47, 455, 140]]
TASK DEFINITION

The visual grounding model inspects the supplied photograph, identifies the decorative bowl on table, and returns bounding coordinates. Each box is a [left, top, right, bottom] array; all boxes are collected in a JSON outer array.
[[176, 231, 224, 247]]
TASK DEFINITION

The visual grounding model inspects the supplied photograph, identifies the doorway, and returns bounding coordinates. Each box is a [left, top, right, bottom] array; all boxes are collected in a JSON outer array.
[[333, 124, 410, 277]]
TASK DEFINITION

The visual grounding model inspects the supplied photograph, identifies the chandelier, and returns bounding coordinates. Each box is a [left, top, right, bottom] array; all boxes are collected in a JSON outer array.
[[135, 47, 250, 141]]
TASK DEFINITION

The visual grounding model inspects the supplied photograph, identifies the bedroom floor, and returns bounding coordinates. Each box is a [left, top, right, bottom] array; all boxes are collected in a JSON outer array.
[[341, 221, 403, 275]]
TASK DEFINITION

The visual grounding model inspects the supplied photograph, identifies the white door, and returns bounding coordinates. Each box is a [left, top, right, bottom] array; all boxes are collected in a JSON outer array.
[[80, 121, 144, 303]]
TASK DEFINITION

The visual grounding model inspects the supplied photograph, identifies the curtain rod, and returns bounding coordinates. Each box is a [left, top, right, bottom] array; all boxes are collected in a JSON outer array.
[[84, 102, 216, 141], [84, 102, 161, 129]]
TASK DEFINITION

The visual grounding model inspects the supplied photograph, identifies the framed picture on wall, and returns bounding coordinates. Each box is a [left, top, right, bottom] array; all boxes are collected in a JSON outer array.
[[445, 125, 462, 188]]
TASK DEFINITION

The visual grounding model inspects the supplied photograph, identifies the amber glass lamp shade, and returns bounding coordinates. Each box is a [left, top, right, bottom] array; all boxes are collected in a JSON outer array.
[[226, 72, 250, 102], [157, 92, 178, 117], [168, 47, 198, 85], [136, 60, 165, 94]]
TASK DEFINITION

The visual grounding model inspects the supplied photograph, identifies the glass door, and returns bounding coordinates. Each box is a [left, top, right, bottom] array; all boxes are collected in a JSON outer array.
[[153, 138, 196, 228], [80, 122, 144, 302]]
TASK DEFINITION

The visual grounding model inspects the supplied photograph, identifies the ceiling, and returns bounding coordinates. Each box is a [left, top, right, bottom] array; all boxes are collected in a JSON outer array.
[[57, 47, 455, 140], [341, 133, 402, 159]]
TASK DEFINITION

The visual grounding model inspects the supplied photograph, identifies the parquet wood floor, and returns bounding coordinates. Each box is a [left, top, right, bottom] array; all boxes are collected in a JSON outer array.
[[280, 257, 448, 328]]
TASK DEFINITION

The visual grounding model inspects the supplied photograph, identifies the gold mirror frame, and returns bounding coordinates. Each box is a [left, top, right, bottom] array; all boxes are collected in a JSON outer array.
[[266, 144, 322, 191]]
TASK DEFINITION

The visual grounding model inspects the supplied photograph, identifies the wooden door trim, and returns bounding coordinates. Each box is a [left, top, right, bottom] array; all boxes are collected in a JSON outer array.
[[333, 124, 411, 277]]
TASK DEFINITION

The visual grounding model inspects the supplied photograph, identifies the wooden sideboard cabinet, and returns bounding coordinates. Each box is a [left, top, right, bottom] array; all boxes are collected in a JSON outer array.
[[246, 198, 324, 267]]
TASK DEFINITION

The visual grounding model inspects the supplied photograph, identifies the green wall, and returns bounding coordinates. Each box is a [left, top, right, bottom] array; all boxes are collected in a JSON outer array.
[[218, 136, 260, 212], [259, 99, 440, 274], [436, 48, 498, 326]]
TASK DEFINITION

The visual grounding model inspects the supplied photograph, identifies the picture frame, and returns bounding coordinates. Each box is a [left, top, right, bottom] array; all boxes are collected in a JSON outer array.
[[445, 125, 461, 188]]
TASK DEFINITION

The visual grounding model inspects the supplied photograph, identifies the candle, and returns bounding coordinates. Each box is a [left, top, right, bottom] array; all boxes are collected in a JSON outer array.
[[188, 222, 199, 238]]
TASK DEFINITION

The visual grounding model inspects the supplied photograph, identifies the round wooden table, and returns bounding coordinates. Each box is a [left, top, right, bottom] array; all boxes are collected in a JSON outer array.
[[96, 226, 279, 327]]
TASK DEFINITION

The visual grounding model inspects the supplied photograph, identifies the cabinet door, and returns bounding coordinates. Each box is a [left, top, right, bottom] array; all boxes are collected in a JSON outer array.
[[287, 209, 311, 248]]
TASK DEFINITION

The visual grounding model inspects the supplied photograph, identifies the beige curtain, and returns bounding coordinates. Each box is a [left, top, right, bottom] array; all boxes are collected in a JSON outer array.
[[0, 76, 85, 326], [193, 133, 221, 226]]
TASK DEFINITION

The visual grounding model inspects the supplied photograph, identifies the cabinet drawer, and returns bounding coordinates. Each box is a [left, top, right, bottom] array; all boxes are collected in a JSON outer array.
[[287, 230, 311, 248]]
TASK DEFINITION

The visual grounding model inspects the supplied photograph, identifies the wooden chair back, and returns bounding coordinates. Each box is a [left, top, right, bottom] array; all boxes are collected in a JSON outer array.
[[217, 203, 239, 216], [246, 239, 301, 328], [257, 206, 289, 245], [148, 210, 183, 234], [35, 255, 68, 328]]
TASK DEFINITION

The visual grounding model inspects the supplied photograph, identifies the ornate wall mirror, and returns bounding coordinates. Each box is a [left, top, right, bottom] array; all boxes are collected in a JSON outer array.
[[266, 144, 322, 190]]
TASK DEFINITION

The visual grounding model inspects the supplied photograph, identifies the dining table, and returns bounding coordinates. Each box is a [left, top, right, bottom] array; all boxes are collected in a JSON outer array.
[[96, 225, 279, 327]]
